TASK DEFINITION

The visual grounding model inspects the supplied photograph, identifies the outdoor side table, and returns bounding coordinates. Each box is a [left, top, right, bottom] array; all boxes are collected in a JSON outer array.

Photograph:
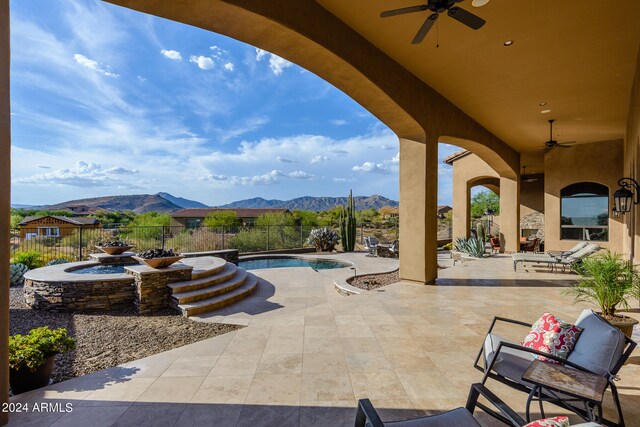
[[522, 359, 608, 424]]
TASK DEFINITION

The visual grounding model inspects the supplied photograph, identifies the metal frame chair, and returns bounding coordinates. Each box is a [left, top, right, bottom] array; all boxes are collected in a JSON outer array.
[[473, 314, 636, 427]]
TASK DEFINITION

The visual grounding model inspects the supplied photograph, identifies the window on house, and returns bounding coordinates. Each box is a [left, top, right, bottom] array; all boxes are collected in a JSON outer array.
[[560, 182, 608, 241], [185, 218, 202, 229], [38, 227, 60, 237]]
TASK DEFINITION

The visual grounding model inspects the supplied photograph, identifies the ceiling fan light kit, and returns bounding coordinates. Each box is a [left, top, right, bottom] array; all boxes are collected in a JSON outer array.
[[380, 0, 486, 44]]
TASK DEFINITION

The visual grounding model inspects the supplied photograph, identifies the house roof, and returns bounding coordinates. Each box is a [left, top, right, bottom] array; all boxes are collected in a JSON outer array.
[[437, 205, 452, 211], [443, 150, 471, 165], [172, 208, 291, 218], [18, 215, 100, 226]]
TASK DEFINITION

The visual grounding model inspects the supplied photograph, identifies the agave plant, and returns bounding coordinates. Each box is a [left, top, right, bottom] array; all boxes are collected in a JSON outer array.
[[453, 237, 485, 258]]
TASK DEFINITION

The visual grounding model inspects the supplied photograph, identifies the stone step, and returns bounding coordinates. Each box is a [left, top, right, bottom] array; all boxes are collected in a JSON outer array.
[[168, 263, 238, 294], [178, 273, 258, 317], [171, 269, 248, 304], [179, 256, 228, 280]]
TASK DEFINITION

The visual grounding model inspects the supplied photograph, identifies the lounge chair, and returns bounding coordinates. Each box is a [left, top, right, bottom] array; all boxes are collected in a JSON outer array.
[[511, 243, 601, 272], [473, 309, 636, 426], [547, 241, 589, 258], [355, 383, 601, 426]]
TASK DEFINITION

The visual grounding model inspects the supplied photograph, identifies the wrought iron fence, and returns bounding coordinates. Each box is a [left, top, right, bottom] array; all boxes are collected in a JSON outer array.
[[9, 224, 396, 262]]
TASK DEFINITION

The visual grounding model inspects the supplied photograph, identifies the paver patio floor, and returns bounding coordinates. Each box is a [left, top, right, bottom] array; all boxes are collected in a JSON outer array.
[[8, 253, 640, 426]]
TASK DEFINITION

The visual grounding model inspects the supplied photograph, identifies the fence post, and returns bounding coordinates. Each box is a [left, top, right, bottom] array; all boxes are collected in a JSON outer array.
[[161, 226, 166, 250], [78, 226, 83, 260], [222, 226, 225, 250], [300, 225, 303, 248], [360, 225, 364, 245], [267, 225, 270, 251]]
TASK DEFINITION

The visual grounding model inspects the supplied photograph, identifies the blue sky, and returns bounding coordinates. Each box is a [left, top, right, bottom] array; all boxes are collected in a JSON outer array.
[[9, 0, 461, 207]]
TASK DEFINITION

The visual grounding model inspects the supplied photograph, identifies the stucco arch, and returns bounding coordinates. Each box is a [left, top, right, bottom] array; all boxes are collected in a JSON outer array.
[[441, 136, 519, 180], [468, 176, 501, 196]]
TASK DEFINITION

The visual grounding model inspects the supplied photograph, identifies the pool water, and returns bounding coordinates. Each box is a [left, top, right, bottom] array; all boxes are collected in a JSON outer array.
[[72, 265, 126, 274], [238, 258, 350, 271]]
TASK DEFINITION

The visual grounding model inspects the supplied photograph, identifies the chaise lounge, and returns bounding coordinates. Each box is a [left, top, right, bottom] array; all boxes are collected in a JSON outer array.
[[512, 242, 601, 272]]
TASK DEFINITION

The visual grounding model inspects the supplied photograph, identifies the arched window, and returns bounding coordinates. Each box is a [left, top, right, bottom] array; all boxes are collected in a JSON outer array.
[[560, 182, 608, 241]]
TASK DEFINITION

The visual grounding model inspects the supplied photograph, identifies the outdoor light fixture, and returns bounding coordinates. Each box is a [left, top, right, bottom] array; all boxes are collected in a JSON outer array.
[[472, 0, 490, 7], [503, 40, 513, 46], [613, 177, 640, 214], [612, 208, 620, 219]]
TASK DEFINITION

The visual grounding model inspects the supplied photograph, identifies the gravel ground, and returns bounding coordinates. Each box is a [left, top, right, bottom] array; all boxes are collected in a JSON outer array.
[[9, 285, 242, 384], [347, 270, 400, 291]]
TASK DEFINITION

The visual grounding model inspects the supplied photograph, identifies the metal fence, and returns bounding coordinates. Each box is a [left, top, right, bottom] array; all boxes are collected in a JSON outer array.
[[10, 224, 399, 262]]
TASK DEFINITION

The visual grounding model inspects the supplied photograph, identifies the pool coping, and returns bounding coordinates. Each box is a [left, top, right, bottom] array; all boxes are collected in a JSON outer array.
[[23, 260, 134, 283]]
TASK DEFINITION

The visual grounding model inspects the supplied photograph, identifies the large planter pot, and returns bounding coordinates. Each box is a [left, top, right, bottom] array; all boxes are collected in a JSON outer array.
[[133, 255, 183, 269], [9, 355, 55, 395], [96, 245, 134, 255], [602, 314, 639, 338]]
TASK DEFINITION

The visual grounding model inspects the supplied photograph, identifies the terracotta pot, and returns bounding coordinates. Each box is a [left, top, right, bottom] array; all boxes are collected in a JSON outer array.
[[132, 255, 183, 269], [602, 314, 639, 338], [97, 245, 134, 255], [9, 355, 55, 395]]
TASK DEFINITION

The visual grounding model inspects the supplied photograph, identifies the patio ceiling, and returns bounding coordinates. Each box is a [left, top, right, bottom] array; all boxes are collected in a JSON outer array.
[[316, 0, 640, 153]]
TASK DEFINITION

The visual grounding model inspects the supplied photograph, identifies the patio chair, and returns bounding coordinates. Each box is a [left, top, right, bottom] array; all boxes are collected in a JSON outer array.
[[354, 383, 601, 427], [551, 243, 602, 272], [473, 309, 636, 426], [546, 241, 589, 258], [520, 237, 539, 253], [364, 236, 378, 256], [490, 237, 501, 254]]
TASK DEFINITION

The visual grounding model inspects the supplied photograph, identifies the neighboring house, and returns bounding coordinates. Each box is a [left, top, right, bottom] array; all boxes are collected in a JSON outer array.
[[18, 216, 101, 239], [437, 205, 452, 218], [171, 208, 292, 228]]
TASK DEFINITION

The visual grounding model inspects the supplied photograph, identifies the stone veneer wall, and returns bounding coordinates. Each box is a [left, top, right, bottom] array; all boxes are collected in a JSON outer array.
[[24, 278, 136, 312], [127, 266, 192, 314]]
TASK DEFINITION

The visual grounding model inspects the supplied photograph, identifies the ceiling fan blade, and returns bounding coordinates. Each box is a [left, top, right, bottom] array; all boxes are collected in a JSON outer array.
[[447, 6, 486, 29], [381, 5, 427, 18], [556, 144, 572, 148], [412, 13, 438, 44]]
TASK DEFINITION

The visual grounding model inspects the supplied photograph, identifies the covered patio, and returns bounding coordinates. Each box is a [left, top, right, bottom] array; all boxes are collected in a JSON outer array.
[[6, 255, 640, 426]]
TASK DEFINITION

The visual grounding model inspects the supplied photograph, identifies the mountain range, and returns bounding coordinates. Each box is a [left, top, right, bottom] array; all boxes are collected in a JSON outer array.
[[18, 193, 398, 213]]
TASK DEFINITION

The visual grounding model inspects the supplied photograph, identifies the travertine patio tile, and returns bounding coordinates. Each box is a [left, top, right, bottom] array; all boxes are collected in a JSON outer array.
[[268, 325, 304, 338], [304, 314, 336, 326], [209, 353, 262, 376], [301, 373, 355, 402], [256, 353, 303, 375], [224, 336, 268, 355], [345, 352, 393, 373], [236, 405, 300, 427], [303, 336, 343, 353], [245, 373, 302, 405], [299, 405, 354, 427], [190, 375, 253, 403], [160, 356, 218, 378], [302, 352, 348, 374], [175, 404, 243, 426], [349, 370, 408, 401], [113, 404, 186, 427], [340, 337, 382, 354], [304, 325, 339, 338], [263, 336, 304, 354], [51, 405, 130, 427], [81, 378, 157, 406], [136, 377, 205, 403]]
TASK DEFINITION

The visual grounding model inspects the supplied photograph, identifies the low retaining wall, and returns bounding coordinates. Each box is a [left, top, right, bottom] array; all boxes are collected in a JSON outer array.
[[24, 277, 136, 312], [182, 249, 239, 264]]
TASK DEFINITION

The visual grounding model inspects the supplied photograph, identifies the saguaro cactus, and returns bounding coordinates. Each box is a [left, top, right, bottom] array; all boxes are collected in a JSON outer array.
[[340, 190, 357, 252]]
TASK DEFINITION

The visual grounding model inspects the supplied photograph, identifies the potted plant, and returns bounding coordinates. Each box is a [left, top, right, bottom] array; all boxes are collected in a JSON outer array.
[[9, 326, 75, 394], [563, 250, 640, 337], [133, 248, 183, 268]]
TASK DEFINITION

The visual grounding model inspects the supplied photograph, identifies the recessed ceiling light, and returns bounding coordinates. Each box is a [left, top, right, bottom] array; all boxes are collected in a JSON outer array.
[[541, 109, 551, 114], [539, 102, 547, 106], [503, 40, 513, 46], [472, 0, 490, 7]]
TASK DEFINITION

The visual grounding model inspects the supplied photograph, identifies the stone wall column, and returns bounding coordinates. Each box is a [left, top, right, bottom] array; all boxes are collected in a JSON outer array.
[[451, 172, 470, 241], [499, 177, 520, 253], [1, 0, 10, 423], [399, 138, 438, 284]]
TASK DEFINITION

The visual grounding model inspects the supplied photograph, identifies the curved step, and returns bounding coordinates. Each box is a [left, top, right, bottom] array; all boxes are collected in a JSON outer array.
[[179, 273, 258, 317], [169, 263, 238, 294], [179, 256, 227, 280], [171, 269, 249, 304]]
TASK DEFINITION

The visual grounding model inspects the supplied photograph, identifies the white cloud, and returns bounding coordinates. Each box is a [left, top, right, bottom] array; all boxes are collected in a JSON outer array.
[[380, 144, 396, 150], [352, 161, 389, 174], [224, 62, 235, 71], [160, 49, 182, 61], [37, 165, 51, 169], [14, 161, 139, 188], [255, 48, 293, 76], [389, 152, 399, 164], [330, 119, 347, 126], [310, 155, 329, 164], [277, 156, 297, 163], [189, 55, 215, 70], [328, 147, 349, 154], [288, 170, 314, 179], [201, 169, 313, 186], [73, 54, 119, 78], [209, 45, 226, 58], [137, 75, 147, 83]]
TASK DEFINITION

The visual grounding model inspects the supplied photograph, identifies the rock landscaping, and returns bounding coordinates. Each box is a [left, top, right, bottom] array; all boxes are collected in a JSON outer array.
[[10, 285, 241, 384], [347, 269, 400, 290]]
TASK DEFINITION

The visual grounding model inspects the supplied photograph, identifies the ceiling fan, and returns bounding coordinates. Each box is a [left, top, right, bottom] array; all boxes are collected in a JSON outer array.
[[544, 119, 573, 149], [521, 166, 538, 183], [380, 0, 486, 45]]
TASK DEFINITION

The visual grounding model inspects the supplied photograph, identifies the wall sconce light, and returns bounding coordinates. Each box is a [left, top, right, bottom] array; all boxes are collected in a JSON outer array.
[[613, 177, 640, 215], [612, 207, 620, 219]]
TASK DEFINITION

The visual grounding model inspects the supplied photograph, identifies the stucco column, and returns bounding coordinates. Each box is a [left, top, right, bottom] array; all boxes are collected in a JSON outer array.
[[1, 0, 10, 423], [399, 138, 438, 284], [451, 173, 469, 241], [499, 177, 520, 253]]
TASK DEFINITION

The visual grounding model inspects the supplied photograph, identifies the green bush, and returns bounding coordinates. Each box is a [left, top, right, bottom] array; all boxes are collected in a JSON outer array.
[[9, 327, 75, 372], [442, 242, 453, 250], [308, 227, 339, 252], [11, 251, 45, 269]]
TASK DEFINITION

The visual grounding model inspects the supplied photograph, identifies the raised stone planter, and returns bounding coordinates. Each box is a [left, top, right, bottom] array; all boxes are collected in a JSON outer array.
[[89, 252, 138, 265], [125, 263, 193, 314]]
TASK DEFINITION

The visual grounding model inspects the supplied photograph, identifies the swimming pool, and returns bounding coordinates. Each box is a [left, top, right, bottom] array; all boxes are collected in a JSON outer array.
[[238, 257, 351, 271]]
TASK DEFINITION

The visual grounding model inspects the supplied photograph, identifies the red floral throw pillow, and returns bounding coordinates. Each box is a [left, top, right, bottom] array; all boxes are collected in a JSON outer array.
[[521, 313, 583, 364], [524, 416, 570, 427]]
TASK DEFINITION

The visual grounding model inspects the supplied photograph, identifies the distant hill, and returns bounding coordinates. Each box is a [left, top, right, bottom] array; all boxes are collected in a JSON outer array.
[[10, 204, 36, 209], [220, 195, 398, 211], [37, 194, 185, 214], [157, 192, 209, 209]]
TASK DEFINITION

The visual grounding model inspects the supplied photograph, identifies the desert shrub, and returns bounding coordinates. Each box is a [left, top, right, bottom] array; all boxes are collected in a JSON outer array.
[[307, 228, 339, 252], [11, 251, 45, 269]]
